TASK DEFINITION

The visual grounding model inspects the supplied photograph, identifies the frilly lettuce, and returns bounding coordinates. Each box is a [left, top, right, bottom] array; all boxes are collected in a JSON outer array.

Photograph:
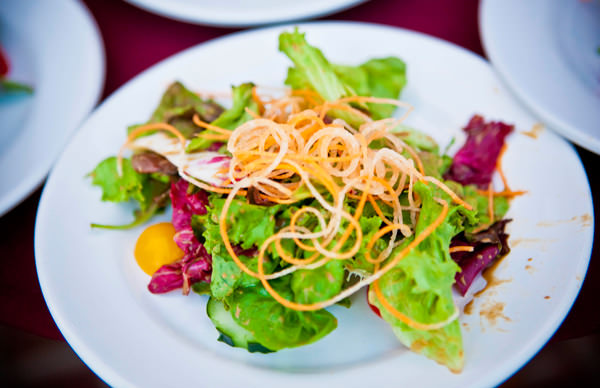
[[128, 81, 225, 139], [224, 279, 337, 351], [187, 83, 258, 152], [368, 181, 477, 372], [291, 259, 345, 304], [279, 29, 406, 125], [89, 156, 170, 229], [196, 196, 283, 299]]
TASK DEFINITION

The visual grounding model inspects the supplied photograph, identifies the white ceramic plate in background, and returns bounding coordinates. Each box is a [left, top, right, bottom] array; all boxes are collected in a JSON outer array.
[[35, 22, 593, 388], [125, 0, 367, 27], [0, 0, 105, 217], [480, 0, 600, 154]]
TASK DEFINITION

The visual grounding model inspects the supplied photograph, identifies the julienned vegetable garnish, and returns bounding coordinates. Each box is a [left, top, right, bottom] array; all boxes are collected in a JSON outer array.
[[89, 28, 522, 372]]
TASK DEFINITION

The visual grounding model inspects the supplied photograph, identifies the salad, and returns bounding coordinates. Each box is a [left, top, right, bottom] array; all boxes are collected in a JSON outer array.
[[89, 29, 520, 373], [0, 43, 33, 94]]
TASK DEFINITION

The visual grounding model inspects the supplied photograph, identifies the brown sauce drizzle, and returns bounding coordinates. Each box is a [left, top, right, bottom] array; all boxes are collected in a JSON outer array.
[[479, 302, 511, 325], [474, 255, 511, 298], [521, 123, 544, 139]]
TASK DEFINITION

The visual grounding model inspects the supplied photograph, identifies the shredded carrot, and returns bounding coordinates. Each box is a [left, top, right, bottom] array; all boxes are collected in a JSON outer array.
[[372, 276, 458, 331], [476, 189, 527, 198], [255, 198, 450, 313], [244, 106, 262, 120], [192, 114, 231, 136], [219, 186, 262, 278], [487, 182, 494, 222], [195, 133, 230, 141], [251, 86, 265, 115], [449, 246, 475, 253], [289, 207, 325, 253], [329, 176, 372, 253], [496, 144, 510, 192], [234, 150, 359, 163], [370, 199, 458, 331], [368, 195, 394, 227], [403, 143, 425, 176], [423, 176, 473, 210], [290, 88, 323, 106], [274, 238, 320, 265], [365, 224, 407, 264], [259, 194, 299, 204], [316, 102, 372, 122]]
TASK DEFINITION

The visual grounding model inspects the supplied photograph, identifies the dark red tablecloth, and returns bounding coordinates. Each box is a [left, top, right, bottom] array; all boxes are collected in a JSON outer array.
[[0, 0, 598, 385]]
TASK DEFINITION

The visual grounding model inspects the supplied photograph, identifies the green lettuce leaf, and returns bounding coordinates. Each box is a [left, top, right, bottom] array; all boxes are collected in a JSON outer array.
[[444, 182, 510, 232], [195, 196, 284, 299], [225, 279, 337, 351], [419, 151, 453, 179], [128, 81, 224, 139], [344, 215, 386, 275], [89, 157, 146, 205], [209, 83, 258, 130], [333, 57, 406, 120], [1, 78, 34, 94], [463, 184, 509, 229], [279, 30, 349, 102], [187, 83, 258, 152], [367, 181, 475, 372], [291, 259, 345, 304], [203, 196, 284, 250], [389, 124, 440, 153], [209, 251, 270, 299], [279, 29, 406, 124], [88, 156, 168, 229], [150, 81, 223, 125]]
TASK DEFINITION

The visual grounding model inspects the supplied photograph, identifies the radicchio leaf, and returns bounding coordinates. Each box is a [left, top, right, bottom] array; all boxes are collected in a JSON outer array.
[[170, 179, 208, 231], [148, 179, 211, 294], [444, 115, 513, 189], [205, 142, 225, 152], [451, 219, 511, 295]]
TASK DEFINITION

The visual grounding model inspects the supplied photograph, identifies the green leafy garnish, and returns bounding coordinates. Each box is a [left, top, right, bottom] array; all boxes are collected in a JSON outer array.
[[186, 83, 258, 152], [279, 28, 407, 125], [88, 157, 169, 229], [0, 78, 34, 94], [225, 279, 337, 351], [368, 181, 474, 372], [197, 196, 283, 298], [89, 157, 147, 205], [127, 81, 224, 139]]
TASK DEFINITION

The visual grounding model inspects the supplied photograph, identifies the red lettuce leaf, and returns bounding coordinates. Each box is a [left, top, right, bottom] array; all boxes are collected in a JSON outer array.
[[148, 179, 212, 294], [170, 179, 208, 231], [444, 115, 513, 189], [451, 219, 511, 295], [148, 264, 184, 294], [205, 142, 225, 152]]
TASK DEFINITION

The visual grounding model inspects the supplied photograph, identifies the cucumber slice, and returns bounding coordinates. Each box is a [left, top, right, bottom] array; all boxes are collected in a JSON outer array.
[[206, 297, 273, 353]]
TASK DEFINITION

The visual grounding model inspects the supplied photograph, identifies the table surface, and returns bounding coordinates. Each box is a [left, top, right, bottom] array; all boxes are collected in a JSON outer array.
[[0, 0, 598, 386]]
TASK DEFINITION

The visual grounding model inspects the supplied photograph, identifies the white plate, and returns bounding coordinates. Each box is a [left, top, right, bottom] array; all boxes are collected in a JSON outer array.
[[35, 22, 593, 388], [0, 0, 105, 217], [125, 0, 367, 27], [480, 0, 600, 154]]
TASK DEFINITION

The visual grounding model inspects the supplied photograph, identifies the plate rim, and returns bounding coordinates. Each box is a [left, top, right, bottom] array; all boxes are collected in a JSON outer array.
[[0, 0, 106, 217], [34, 20, 595, 388], [124, 0, 368, 27], [478, 0, 600, 154]]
